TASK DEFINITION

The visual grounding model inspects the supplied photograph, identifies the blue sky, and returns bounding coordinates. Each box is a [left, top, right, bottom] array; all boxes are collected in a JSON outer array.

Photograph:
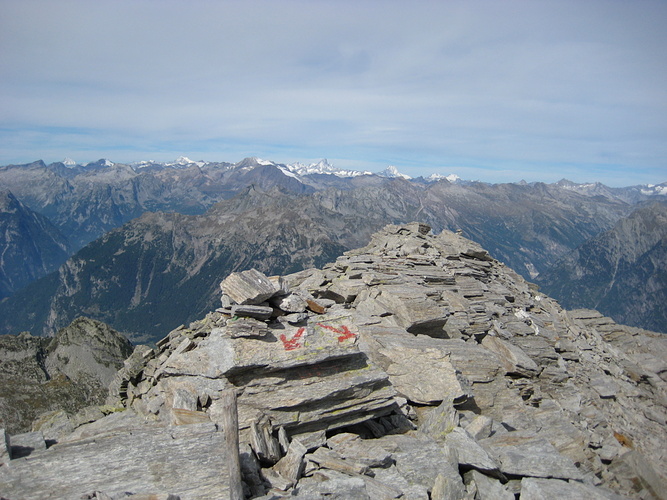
[[1, 0, 666, 187]]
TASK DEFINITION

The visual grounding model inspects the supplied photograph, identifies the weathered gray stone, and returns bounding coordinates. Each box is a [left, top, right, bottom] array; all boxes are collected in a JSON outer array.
[[178, 318, 397, 434], [170, 408, 211, 426], [373, 433, 460, 495], [250, 415, 282, 464], [268, 275, 290, 296], [231, 304, 274, 320], [271, 292, 308, 313], [520, 477, 620, 499], [359, 474, 404, 499], [1, 428, 10, 464], [606, 450, 667, 500], [9, 430, 46, 458], [327, 278, 369, 303], [6, 224, 665, 500], [420, 399, 459, 442], [273, 438, 307, 483], [307, 446, 372, 476], [464, 414, 494, 440], [0, 419, 228, 500], [71, 406, 106, 429], [373, 286, 450, 335], [327, 432, 393, 468], [464, 470, 513, 500], [481, 335, 539, 377], [479, 432, 582, 480], [220, 269, 278, 305], [372, 465, 429, 499], [431, 470, 467, 500], [261, 468, 293, 491], [290, 429, 327, 451], [590, 376, 618, 399], [278, 312, 309, 325], [30, 409, 75, 442], [378, 343, 469, 404], [226, 316, 271, 338], [293, 470, 370, 499], [444, 427, 500, 475]]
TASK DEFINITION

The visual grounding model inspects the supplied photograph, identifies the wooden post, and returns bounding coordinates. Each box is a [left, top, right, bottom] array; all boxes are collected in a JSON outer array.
[[221, 389, 244, 500]]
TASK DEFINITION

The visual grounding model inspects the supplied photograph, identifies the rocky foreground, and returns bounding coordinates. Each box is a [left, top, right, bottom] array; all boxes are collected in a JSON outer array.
[[1, 223, 666, 499], [0, 317, 133, 434]]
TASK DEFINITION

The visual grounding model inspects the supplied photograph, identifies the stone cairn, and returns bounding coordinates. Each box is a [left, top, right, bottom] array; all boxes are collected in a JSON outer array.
[[1, 222, 666, 499]]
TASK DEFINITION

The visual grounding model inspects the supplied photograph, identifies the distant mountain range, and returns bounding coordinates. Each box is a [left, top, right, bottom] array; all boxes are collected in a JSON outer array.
[[0, 156, 665, 340], [537, 201, 667, 333], [0, 190, 70, 299]]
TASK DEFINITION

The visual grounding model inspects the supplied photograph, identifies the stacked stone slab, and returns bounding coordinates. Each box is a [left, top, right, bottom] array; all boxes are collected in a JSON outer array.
[[1, 222, 666, 499]]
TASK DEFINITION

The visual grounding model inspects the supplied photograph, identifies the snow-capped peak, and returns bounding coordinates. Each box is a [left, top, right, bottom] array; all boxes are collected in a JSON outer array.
[[426, 173, 461, 183], [379, 165, 411, 180], [283, 159, 371, 178], [167, 156, 207, 168], [62, 157, 77, 167], [132, 160, 156, 169], [86, 158, 114, 167], [640, 183, 667, 196]]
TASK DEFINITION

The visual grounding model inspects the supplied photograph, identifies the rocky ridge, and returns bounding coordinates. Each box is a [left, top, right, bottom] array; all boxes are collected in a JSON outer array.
[[0, 190, 70, 299], [1, 223, 666, 499], [0, 317, 134, 435]]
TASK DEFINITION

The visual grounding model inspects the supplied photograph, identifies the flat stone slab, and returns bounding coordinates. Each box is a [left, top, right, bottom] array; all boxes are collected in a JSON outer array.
[[479, 432, 582, 480], [0, 422, 228, 500], [8, 431, 46, 459], [520, 477, 620, 499], [379, 343, 469, 404]]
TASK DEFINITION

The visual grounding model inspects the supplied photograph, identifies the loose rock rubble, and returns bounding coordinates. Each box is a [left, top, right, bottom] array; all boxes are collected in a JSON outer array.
[[1, 222, 666, 499]]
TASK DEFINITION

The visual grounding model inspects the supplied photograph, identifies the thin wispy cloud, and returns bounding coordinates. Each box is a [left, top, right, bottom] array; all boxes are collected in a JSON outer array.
[[1, 0, 665, 186]]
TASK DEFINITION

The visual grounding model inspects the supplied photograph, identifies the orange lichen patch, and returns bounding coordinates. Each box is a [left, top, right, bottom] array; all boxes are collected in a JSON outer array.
[[306, 299, 325, 314], [613, 431, 634, 448]]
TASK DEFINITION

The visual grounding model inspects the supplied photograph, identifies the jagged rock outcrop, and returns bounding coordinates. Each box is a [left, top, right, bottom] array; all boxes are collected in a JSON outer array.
[[1, 223, 665, 499], [0, 317, 133, 434]]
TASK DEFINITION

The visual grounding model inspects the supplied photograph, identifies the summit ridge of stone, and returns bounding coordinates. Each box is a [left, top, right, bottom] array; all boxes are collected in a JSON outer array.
[[1, 223, 665, 499]]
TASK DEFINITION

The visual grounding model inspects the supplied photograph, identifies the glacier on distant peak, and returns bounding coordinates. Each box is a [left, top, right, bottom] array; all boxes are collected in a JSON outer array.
[[62, 158, 77, 167], [283, 159, 371, 178], [426, 173, 461, 183], [379, 165, 411, 180], [167, 156, 207, 168]]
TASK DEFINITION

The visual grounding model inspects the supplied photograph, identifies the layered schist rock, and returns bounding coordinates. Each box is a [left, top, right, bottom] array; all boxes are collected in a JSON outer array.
[[1, 223, 666, 499]]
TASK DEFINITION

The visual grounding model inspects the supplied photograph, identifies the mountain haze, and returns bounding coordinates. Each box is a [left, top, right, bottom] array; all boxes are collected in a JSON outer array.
[[537, 201, 667, 333], [0, 180, 638, 342], [0, 157, 665, 339], [0, 190, 70, 299]]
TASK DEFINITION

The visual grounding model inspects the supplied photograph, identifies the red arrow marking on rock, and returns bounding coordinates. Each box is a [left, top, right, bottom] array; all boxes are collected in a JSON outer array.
[[317, 324, 357, 342], [280, 327, 305, 351]]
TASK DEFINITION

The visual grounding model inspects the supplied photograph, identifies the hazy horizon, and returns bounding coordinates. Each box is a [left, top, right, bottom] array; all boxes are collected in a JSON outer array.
[[1, 0, 665, 187]]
